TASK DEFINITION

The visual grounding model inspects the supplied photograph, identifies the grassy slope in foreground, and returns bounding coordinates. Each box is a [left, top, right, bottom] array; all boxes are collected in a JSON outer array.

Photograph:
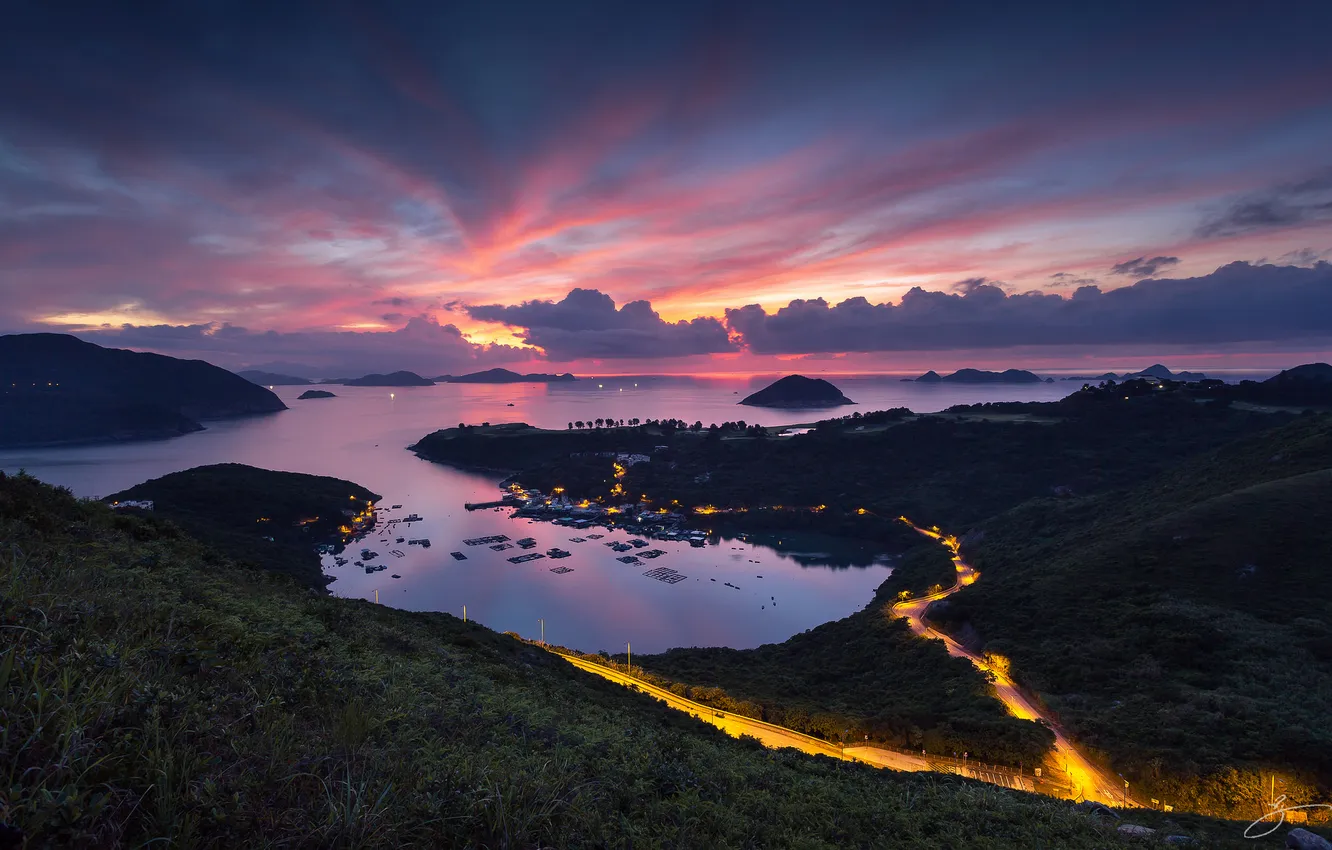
[[106, 463, 379, 591], [0, 472, 1273, 849], [952, 413, 1332, 818]]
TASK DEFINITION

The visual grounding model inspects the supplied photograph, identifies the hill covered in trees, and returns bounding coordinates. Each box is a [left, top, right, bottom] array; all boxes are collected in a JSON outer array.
[[0, 333, 285, 447], [106, 463, 378, 590], [2, 471, 1266, 848]]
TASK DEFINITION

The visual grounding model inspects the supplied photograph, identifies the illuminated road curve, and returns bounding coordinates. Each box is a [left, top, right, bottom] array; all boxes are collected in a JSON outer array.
[[556, 652, 1035, 792], [890, 521, 1129, 807]]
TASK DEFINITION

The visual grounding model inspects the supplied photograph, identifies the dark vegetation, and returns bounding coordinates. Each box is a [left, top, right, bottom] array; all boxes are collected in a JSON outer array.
[[410, 422, 660, 471], [412, 384, 1332, 819], [1, 471, 1253, 849], [105, 463, 378, 591], [639, 541, 1062, 766], [945, 413, 1332, 818], [738, 374, 854, 407], [618, 390, 1282, 528], [0, 333, 285, 448]]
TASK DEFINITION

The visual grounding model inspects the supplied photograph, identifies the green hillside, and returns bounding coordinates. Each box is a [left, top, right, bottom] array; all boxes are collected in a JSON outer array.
[[1, 471, 1282, 848], [951, 414, 1332, 817]]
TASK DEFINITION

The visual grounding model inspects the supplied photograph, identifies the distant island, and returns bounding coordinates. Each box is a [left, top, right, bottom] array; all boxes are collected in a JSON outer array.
[[440, 368, 577, 384], [1063, 364, 1207, 381], [297, 389, 337, 399], [238, 370, 311, 386], [340, 371, 435, 387], [105, 463, 379, 590], [0, 333, 286, 448], [739, 375, 855, 408], [908, 368, 1047, 384]]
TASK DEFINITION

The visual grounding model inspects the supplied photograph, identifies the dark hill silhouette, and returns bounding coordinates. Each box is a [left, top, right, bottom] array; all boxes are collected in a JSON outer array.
[[739, 375, 854, 408], [446, 368, 576, 384], [297, 389, 337, 399], [0, 333, 285, 447], [341, 371, 434, 386], [915, 368, 1044, 384], [238, 370, 311, 386]]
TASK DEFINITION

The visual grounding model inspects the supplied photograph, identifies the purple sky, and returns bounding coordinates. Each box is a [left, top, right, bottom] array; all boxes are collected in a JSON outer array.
[[2, 1, 1331, 376]]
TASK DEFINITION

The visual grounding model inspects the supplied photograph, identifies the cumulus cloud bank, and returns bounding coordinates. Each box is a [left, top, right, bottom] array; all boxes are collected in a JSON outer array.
[[725, 261, 1332, 354], [70, 317, 535, 378], [465, 288, 735, 360]]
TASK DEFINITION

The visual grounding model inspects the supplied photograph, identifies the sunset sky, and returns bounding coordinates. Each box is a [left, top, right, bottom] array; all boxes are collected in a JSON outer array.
[[2, 1, 1331, 376]]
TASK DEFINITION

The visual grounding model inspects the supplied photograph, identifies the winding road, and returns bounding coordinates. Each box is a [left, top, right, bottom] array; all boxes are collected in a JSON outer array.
[[890, 521, 1128, 806], [551, 518, 1128, 806]]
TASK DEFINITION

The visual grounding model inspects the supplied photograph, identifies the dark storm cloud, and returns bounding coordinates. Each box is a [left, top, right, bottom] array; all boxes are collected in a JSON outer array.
[[1197, 171, 1332, 238], [725, 262, 1332, 354], [466, 288, 734, 360], [952, 277, 1009, 294], [1109, 256, 1179, 277], [69, 317, 534, 378]]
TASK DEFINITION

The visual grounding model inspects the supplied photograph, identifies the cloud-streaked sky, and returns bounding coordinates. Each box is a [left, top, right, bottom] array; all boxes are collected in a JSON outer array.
[[3, 1, 1331, 375]]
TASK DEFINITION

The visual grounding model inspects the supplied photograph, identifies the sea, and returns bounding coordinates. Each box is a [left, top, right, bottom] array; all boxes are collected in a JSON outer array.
[[0, 373, 1265, 653]]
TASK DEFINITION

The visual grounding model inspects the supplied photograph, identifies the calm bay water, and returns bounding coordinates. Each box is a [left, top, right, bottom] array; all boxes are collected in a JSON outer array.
[[1, 376, 1075, 652]]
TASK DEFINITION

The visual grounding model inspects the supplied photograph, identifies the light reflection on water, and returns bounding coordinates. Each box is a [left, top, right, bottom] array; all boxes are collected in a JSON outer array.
[[0, 377, 1070, 652]]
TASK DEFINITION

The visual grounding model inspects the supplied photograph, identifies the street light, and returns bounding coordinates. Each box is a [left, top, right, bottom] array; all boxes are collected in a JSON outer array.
[[538, 618, 545, 646], [1118, 773, 1129, 807]]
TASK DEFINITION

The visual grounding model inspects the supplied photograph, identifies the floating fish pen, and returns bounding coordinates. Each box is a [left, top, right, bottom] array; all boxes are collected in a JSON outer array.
[[389, 549, 405, 557], [568, 537, 587, 543], [507, 552, 546, 564], [690, 539, 706, 548], [639, 549, 667, 559], [616, 555, 642, 564], [450, 551, 467, 561], [550, 566, 574, 574], [402, 514, 423, 522], [365, 563, 388, 574], [628, 539, 648, 548], [407, 538, 431, 547], [490, 542, 514, 551], [546, 548, 571, 558], [516, 537, 538, 549], [586, 533, 605, 540], [643, 567, 687, 584], [463, 535, 510, 546]]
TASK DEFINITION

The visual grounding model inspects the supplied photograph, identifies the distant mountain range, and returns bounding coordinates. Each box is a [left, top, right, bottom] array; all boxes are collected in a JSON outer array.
[[740, 375, 855, 408], [435, 369, 577, 384], [1062, 364, 1207, 381], [238, 370, 311, 386], [337, 371, 436, 387], [0, 333, 286, 447], [907, 368, 1049, 384]]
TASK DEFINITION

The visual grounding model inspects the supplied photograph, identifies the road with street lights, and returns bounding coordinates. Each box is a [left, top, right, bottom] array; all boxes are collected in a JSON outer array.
[[890, 520, 1130, 807]]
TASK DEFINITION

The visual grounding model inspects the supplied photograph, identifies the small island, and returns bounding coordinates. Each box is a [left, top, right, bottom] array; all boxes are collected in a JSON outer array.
[[238, 370, 311, 386], [341, 371, 435, 387], [739, 375, 854, 408], [106, 463, 379, 590], [297, 389, 337, 399], [911, 368, 1045, 384], [443, 368, 577, 384]]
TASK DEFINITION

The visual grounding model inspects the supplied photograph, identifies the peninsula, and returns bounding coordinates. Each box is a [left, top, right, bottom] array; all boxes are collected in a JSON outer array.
[[0, 333, 286, 448], [739, 375, 854, 408], [105, 463, 378, 590]]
